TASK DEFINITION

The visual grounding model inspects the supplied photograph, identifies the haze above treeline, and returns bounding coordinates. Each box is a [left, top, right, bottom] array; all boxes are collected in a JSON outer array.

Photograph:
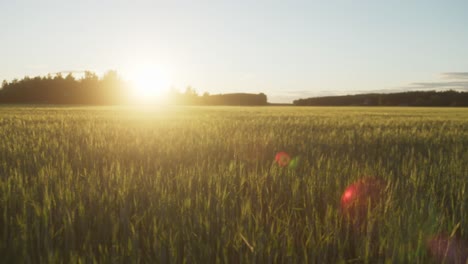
[[1, 72, 467, 107]]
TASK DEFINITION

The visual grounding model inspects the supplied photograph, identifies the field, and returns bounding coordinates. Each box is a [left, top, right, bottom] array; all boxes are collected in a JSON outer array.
[[0, 106, 467, 263]]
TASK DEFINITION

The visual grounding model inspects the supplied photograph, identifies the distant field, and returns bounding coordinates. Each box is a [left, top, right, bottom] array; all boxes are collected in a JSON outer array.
[[0, 106, 467, 263]]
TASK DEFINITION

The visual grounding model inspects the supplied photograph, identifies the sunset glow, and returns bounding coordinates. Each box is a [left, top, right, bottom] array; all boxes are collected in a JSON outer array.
[[126, 66, 172, 104]]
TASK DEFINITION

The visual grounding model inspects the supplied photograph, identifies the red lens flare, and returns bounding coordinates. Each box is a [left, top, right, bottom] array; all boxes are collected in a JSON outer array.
[[275, 152, 291, 167], [340, 177, 386, 223]]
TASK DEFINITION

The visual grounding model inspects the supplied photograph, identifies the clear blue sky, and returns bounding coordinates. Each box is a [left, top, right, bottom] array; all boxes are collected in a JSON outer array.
[[1, 0, 468, 102]]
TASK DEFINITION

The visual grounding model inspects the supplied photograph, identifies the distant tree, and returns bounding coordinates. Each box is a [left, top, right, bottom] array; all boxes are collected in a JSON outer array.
[[54, 73, 63, 80], [65, 73, 75, 82], [258, 93, 267, 105], [182, 86, 198, 104], [100, 70, 127, 104], [185, 86, 197, 96], [83, 71, 98, 82], [102, 70, 119, 82]]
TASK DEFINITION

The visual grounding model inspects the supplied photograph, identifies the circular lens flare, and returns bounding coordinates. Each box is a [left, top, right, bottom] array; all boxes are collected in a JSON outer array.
[[288, 156, 300, 169], [275, 152, 291, 167], [340, 177, 386, 224]]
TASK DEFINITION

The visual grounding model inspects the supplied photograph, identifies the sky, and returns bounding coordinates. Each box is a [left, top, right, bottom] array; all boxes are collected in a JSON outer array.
[[1, 0, 468, 103]]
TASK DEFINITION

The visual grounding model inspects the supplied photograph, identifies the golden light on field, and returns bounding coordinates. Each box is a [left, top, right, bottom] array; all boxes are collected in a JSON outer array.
[[126, 65, 172, 104]]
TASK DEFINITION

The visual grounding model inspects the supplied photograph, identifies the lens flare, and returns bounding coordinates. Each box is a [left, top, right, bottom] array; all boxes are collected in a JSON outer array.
[[275, 152, 291, 167], [288, 156, 300, 169], [427, 234, 468, 264], [340, 177, 386, 223]]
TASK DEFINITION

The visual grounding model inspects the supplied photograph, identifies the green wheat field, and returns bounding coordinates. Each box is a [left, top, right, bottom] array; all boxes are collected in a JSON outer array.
[[0, 106, 467, 263]]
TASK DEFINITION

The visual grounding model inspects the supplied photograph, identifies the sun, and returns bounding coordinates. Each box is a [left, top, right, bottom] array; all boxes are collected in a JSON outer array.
[[126, 65, 172, 104]]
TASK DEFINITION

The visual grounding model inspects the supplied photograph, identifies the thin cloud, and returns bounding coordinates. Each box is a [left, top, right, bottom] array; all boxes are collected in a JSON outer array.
[[441, 72, 468, 79], [409, 81, 468, 90], [408, 74, 468, 91]]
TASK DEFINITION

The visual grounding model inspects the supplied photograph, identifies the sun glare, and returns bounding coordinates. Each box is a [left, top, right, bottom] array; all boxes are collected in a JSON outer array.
[[127, 65, 172, 104]]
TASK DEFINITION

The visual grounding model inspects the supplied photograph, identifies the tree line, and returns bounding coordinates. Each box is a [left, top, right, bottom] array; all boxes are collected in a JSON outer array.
[[293, 90, 468, 107], [0, 71, 127, 105], [0, 72, 268, 106], [169, 87, 267, 106]]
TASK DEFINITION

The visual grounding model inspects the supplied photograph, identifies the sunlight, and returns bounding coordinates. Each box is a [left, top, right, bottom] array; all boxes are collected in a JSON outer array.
[[126, 65, 172, 104]]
